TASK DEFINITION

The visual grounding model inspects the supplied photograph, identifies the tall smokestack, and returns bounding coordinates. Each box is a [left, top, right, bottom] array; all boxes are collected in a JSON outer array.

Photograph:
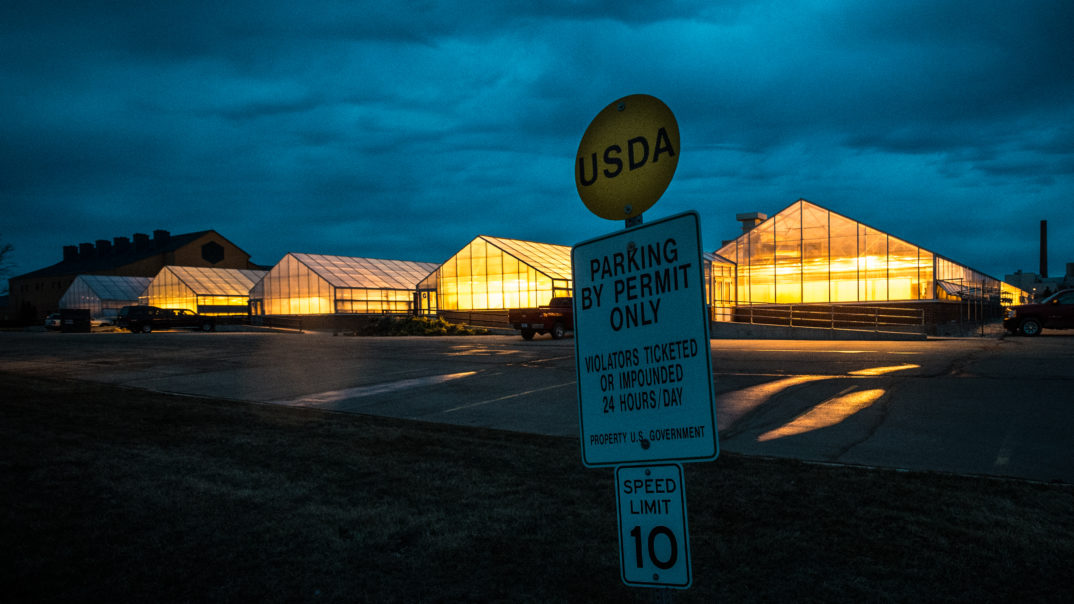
[[1040, 220, 1048, 278]]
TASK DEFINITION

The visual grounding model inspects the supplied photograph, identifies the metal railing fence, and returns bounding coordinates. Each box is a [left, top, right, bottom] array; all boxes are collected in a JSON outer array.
[[729, 303, 926, 334]]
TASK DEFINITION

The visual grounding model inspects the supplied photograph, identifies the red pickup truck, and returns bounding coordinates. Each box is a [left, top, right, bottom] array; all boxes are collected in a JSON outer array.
[[1003, 288, 1074, 336], [508, 297, 574, 340]]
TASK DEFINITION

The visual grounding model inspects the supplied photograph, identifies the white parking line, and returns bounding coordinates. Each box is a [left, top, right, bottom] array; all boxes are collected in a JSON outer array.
[[441, 381, 576, 414], [271, 371, 478, 407], [994, 431, 1015, 468]]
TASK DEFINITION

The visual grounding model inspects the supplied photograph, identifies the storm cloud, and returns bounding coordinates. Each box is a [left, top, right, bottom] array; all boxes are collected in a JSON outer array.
[[3, 0, 1072, 280]]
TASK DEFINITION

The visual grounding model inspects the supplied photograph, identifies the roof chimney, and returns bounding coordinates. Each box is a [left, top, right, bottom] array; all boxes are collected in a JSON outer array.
[[133, 233, 150, 251], [63, 245, 79, 262], [1040, 220, 1048, 278], [736, 212, 767, 234], [113, 236, 131, 253], [153, 229, 171, 248], [79, 242, 95, 259], [95, 239, 112, 256]]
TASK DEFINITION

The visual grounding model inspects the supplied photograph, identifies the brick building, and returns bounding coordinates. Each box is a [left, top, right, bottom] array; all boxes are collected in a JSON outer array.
[[7, 229, 260, 322]]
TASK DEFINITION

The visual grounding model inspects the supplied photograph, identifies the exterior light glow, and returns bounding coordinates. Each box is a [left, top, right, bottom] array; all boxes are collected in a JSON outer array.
[[848, 364, 920, 376], [756, 388, 886, 442]]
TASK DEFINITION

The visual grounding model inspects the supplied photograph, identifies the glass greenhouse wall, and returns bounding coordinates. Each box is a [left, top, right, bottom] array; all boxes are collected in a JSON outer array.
[[250, 253, 438, 316], [58, 275, 152, 322], [143, 266, 266, 315], [419, 236, 572, 312], [714, 200, 1026, 311], [708, 254, 735, 322]]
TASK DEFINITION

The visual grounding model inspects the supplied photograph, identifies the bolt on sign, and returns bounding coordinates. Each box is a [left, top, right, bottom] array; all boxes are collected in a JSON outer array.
[[572, 211, 718, 466], [616, 464, 691, 589], [575, 94, 680, 221]]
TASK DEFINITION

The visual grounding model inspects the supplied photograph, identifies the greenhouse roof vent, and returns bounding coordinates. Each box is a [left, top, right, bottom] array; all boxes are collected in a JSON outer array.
[[736, 212, 767, 233]]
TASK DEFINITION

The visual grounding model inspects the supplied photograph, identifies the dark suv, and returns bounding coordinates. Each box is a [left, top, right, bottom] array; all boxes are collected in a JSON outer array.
[[116, 305, 216, 333], [1003, 289, 1074, 336]]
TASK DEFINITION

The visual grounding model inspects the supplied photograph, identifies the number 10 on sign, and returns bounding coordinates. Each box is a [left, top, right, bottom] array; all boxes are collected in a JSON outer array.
[[615, 464, 691, 589]]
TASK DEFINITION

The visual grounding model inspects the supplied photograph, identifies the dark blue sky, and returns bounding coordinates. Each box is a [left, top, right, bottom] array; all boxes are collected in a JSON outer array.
[[3, 1, 1073, 282]]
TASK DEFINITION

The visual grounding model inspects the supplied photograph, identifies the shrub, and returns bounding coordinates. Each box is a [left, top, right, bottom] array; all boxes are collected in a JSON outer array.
[[353, 316, 489, 336]]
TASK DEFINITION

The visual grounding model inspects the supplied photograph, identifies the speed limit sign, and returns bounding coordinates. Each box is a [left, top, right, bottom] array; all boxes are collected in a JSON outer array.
[[615, 464, 691, 588]]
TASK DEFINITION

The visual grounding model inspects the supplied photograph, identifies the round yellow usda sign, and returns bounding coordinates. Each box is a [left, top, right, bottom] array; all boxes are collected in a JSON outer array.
[[575, 94, 680, 221]]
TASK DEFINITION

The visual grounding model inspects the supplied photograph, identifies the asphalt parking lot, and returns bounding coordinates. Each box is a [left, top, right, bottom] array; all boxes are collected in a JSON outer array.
[[3, 329, 1072, 483]]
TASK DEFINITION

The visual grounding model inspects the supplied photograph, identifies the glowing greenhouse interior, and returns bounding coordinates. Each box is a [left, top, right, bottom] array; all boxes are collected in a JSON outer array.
[[419, 236, 572, 312], [713, 199, 1027, 317], [142, 266, 267, 316], [250, 253, 439, 316], [58, 275, 152, 323]]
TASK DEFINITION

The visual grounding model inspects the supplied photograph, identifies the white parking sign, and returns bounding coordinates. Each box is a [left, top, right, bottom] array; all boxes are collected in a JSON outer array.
[[572, 211, 718, 466]]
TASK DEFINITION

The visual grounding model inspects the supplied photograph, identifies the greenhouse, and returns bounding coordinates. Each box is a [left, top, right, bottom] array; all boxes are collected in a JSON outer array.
[[418, 236, 572, 313], [142, 266, 267, 316], [58, 275, 152, 323], [250, 253, 439, 316], [712, 199, 1027, 320]]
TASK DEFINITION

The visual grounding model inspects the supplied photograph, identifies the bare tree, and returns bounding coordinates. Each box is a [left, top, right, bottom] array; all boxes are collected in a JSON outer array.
[[0, 235, 14, 295]]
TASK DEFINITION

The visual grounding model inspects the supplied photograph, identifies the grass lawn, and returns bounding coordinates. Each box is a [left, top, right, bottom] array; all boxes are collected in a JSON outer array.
[[2, 371, 1072, 603]]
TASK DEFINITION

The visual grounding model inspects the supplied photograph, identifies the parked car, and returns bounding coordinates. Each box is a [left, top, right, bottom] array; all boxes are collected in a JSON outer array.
[[116, 305, 216, 333], [92, 309, 117, 327], [1003, 289, 1074, 336], [58, 308, 92, 333], [508, 296, 574, 340], [44, 313, 61, 330]]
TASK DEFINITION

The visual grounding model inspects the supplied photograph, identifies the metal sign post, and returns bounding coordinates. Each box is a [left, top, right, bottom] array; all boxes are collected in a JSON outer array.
[[572, 94, 716, 593]]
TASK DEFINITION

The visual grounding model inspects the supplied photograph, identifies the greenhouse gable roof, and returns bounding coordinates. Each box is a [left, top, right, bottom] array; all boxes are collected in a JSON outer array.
[[716, 198, 938, 260], [713, 198, 1024, 299], [290, 254, 439, 290], [71, 275, 152, 300], [162, 266, 267, 296], [478, 236, 572, 281]]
